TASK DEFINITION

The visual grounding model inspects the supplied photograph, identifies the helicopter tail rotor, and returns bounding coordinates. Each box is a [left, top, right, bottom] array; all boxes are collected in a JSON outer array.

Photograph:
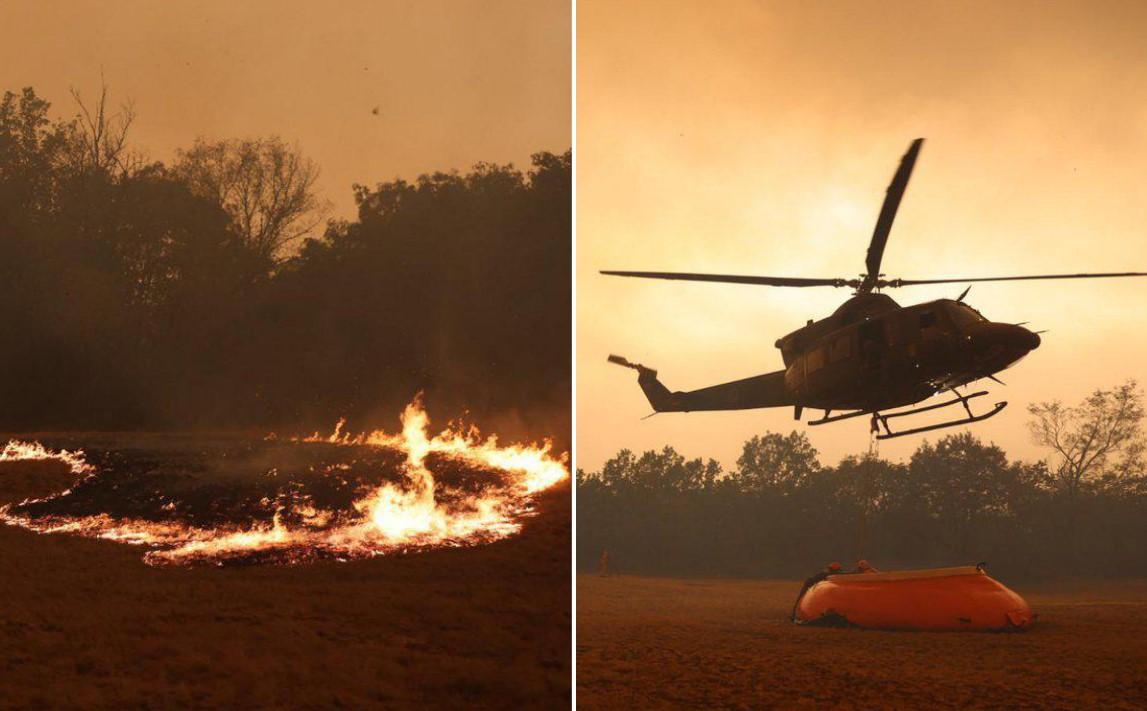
[[607, 354, 656, 375], [607, 355, 678, 412]]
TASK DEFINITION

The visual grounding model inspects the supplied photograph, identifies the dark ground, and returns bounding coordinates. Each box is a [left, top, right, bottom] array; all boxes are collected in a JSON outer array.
[[577, 574, 1147, 709], [0, 455, 570, 709]]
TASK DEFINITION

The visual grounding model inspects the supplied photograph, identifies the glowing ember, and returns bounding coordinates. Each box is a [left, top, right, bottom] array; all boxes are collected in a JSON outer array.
[[0, 399, 567, 566]]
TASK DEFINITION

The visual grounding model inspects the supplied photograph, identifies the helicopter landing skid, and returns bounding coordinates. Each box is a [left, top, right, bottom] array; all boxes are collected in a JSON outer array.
[[807, 390, 1008, 440]]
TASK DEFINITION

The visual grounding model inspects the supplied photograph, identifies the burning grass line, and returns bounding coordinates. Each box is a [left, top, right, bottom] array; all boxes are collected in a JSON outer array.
[[0, 399, 568, 566]]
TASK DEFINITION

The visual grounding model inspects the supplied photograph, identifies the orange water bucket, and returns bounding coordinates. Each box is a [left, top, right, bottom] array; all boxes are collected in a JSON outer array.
[[795, 565, 1033, 631]]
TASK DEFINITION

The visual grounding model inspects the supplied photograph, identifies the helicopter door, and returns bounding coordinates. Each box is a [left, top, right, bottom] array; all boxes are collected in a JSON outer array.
[[858, 319, 887, 372]]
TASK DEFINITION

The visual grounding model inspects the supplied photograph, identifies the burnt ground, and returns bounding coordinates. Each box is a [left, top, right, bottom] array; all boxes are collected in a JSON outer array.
[[577, 574, 1147, 709], [0, 451, 570, 709]]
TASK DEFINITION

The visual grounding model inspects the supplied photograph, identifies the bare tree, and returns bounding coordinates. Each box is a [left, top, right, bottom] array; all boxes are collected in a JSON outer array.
[[174, 137, 328, 261], [65, 82, 139, 176], [1028, 380, 1144, 502]]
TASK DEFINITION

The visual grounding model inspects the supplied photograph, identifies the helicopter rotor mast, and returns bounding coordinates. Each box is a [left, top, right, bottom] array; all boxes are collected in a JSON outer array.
[[601, 137, 1147, 290]]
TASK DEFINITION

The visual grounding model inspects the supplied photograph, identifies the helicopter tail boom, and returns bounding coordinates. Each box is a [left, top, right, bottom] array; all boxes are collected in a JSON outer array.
[[608, 355, 791, 413]]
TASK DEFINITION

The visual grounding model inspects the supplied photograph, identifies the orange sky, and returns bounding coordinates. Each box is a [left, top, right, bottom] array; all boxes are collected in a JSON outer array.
[[0, 0, 570, 220], [577, 0, 1147, 471]]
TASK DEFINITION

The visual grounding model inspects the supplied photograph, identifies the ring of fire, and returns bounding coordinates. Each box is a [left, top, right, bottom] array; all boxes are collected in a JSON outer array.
[[0, 399, 568, 566]]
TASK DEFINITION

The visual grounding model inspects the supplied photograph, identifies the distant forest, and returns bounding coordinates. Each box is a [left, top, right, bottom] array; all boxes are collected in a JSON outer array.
[[0, 87, 570, 438], [578, 382, 1147, 580]]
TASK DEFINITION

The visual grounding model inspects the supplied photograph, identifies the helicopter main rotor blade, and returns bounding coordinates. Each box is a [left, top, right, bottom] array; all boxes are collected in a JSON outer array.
[[600, 270, 849, 287], [887, 272, 1147, 287], [864, 138, 924, 289]]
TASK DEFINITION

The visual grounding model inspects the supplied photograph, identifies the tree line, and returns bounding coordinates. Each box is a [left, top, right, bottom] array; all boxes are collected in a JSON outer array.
[[0, 86, 570, 439], [577, 382, 1146, 580]]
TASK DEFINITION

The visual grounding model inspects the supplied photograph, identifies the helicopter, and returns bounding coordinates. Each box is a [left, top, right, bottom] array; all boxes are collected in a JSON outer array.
[[604, 138, 1147, 439]]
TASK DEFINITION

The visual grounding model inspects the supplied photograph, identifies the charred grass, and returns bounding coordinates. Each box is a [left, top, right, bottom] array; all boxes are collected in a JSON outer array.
[[0, 445, 570, 709]]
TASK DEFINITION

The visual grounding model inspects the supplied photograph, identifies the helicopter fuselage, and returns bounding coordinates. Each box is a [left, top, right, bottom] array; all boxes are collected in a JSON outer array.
[[777, 293, 1040, 412]]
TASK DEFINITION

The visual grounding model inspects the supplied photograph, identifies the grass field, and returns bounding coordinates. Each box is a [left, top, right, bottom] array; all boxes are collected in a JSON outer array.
[[0, 454, 570, 709], [577, 574, 1147, 709]]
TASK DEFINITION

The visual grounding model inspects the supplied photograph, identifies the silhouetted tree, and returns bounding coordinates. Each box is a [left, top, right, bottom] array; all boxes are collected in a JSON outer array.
[[0, 88, 69, 220], [1028, 380, 1145, 562], [578, 419, 1147, 580], [732, 431, 819, 494], [63, 82, 139, 177], [0, 86, 570, 440], [174, 136, 327, 262], [905, 434, 1014, 558], [1028, 381, 1145, 498]]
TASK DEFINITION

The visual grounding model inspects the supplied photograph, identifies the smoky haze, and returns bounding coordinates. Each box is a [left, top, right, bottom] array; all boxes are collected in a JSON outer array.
[[0, 1, 571, 445], [0, 0, 570, 222], [578, 0, 1147, 470]]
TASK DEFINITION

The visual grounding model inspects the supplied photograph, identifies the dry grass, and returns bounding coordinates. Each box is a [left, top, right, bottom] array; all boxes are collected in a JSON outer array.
[[577, 574, 1147, 709], [0, 458, 570, 710]]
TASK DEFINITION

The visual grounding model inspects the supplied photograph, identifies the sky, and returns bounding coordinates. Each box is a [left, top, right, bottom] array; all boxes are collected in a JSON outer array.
[[577, 0, 1147, 471], [0, 0, 571, 220]]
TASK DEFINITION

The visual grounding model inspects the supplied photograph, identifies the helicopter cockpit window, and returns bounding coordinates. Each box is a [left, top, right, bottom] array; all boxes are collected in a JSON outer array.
[[918, 311, 937, 329], [947, 303, 987, 328]]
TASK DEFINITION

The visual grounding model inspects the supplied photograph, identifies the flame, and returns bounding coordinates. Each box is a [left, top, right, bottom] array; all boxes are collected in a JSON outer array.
[[0, 399, 567, 565], [2, 440, 94, 476]]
